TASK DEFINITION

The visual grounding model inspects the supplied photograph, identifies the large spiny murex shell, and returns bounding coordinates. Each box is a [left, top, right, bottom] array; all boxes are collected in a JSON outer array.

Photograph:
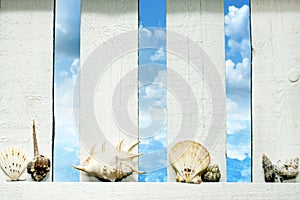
[[27, 120, 51, 181], [0, 146, 29, 181], [72, 140, 145, 182], [262, 153, 299, 182], [169, 140, 210, 184]]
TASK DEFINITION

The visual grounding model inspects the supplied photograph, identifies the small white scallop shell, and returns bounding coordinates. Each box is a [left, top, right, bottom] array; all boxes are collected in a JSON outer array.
[[169, 140, 210, 184], [0, 146, 29, 181], [72, 140, 145, 182]]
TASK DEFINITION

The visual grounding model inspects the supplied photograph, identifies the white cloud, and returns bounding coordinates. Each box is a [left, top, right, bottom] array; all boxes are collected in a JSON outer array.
[[150, 47, 165, 62], [228, 38, 250, 58], [59, 70, 69, 77], [70, 58, 80, 75], [227, 121, 248, 135], [154, 29, 165, 39], [227, 145, 250, 160], [56, 23, 67, 34], [139, 26, 165, 49], [55, 58, 80, 147], [225, 5, 250, 59], [139, 25, 152, 38], [226, 98, 250, 134], [153, 70, 166, 86], [139, 71, 167, 140], [225, 5, 249, 39], [226, 58, 250, 91], [140, 73, 166, 103], [226, 97, 238, 111]]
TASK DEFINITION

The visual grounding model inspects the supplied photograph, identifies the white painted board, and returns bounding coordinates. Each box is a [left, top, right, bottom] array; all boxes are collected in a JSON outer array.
[[166, 0, 226, 182], [1, 183, 300, 200], [79, 0, 138, 182], [0, 0, 54, 182], [251, 0, 300, 182]]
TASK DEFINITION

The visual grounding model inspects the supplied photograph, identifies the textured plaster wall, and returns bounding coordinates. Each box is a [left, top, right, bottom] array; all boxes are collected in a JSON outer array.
[[252, 0, 300, 183], [166, 0, 226, 182], [0, 0, 54, 181], [80, 0, 138, 182], [1, 183, 300, 200]]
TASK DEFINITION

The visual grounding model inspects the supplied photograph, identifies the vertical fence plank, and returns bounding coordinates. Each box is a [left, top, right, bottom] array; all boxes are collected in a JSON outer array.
[[0, 0, 54, 181], [166, 0, 226, 182], [80, 0, 138, 181], [252, 0, 300, 182]]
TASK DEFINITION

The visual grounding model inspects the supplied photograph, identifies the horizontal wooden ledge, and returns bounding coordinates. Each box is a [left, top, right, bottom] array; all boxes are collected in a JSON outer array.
[[1, 183, 300, 200]]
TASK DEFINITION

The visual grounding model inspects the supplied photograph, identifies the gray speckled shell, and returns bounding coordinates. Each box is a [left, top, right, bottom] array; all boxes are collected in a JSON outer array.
[[202, 164, 221, 182], [262, 153, 275, 182], [262, 153, 299, 182]]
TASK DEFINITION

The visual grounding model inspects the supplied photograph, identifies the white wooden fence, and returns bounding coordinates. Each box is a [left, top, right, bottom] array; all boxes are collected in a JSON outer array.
[[0, 0, 300, 199]]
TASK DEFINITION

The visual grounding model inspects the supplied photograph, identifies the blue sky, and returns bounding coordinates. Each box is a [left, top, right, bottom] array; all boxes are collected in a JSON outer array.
[[138, 0, 166, 182], [54, 0, 251, 182], [224, 0, 251, 182], [54, 0, 81, 182]]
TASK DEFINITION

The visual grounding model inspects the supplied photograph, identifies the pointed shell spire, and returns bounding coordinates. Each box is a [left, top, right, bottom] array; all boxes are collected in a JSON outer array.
[[32, 120, 39, 157], [27, 120, 51, 181]]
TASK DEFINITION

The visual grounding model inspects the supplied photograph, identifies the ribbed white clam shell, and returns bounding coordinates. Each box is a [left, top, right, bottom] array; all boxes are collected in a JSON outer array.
[[0, 146, 29, 181], [169, 140, 210, 184]]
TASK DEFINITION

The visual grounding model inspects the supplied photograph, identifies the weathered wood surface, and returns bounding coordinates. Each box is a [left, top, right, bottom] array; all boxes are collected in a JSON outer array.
[[166, 0, 226, 182], [79, 0, 138, 181], [1, 183, 300, 200], [0, 0, 54, 181], [251, 0, 300, 182]]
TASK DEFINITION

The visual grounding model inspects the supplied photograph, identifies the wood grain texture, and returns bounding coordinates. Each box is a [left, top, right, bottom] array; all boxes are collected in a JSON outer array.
[[166, 0, 226, 182], [1, 183, 300, 200], [251, 0, 300, 182], [0, 0, 54, 182], [80, 0, 138, 182]]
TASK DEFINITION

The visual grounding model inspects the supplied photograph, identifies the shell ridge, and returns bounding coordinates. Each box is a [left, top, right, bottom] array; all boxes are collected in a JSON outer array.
[[0, 146, 29, 181], [169, 140, 210, 183], [127, 141, 140, 152], [116, 140, 124, 151]]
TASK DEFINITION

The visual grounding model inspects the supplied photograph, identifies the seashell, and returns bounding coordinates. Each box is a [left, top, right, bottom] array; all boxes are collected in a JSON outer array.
[[72, 140, 145, 182], [262, 153, 275, 182], [169, 140, 210, 184], [262, 153, 299, 182], [0, 146, 29, 181], [27, 120, 51, 181], [202, 164, 221, 182], [274, 157, 299, 180]]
